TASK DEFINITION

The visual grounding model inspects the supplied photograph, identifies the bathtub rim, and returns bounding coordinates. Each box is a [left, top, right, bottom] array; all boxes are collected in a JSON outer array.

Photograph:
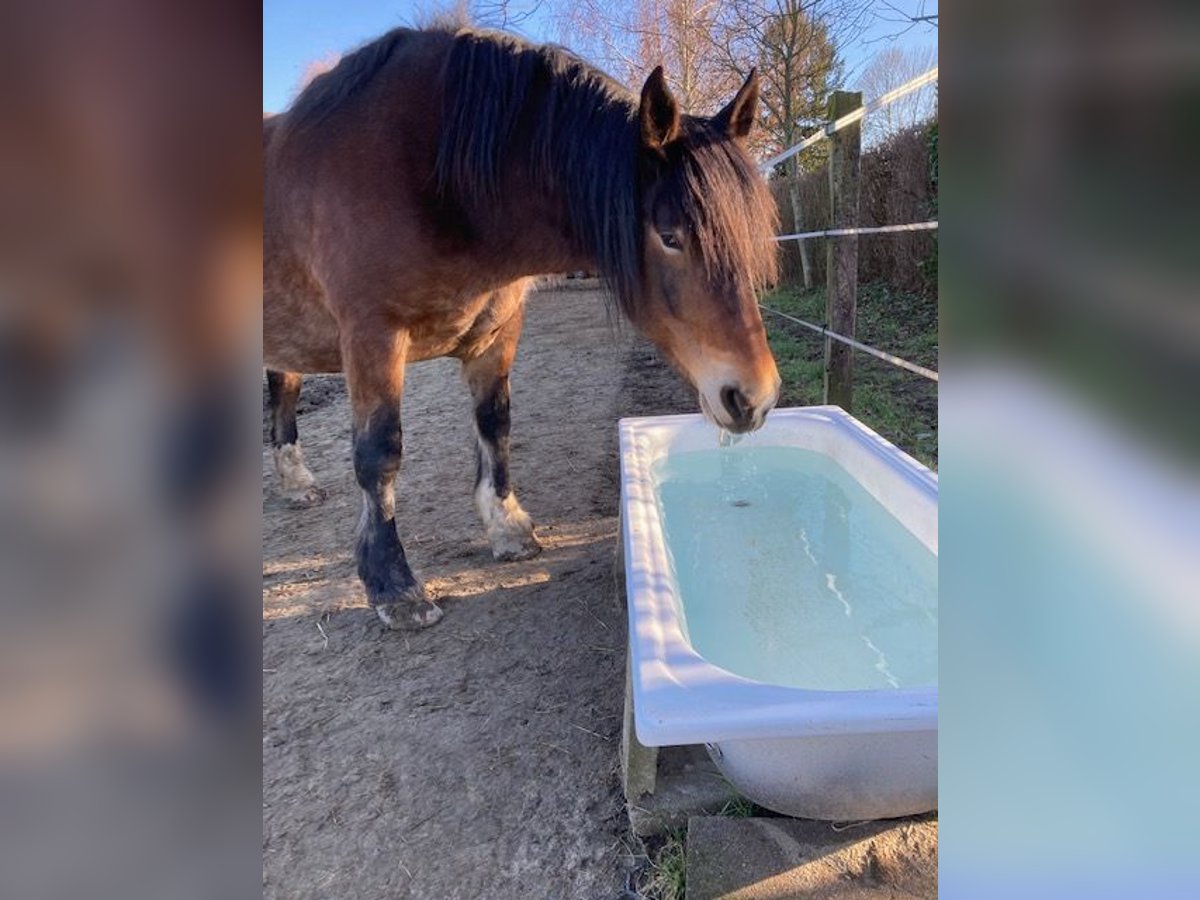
[[619, 405, 938, 748]]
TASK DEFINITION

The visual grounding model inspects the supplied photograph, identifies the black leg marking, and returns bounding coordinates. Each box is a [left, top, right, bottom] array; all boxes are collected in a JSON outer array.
[[474, 378, 512, 499], [266, 369, 300, 448], [469, 373, 540, 561], [352, 406, 441, 628]]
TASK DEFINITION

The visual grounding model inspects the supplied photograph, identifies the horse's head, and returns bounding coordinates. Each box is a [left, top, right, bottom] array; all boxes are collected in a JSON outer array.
[[629, 67, 781, 434]]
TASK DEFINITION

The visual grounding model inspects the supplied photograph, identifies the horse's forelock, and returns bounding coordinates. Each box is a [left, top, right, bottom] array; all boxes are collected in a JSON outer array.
[[671, 125, 780, 296]]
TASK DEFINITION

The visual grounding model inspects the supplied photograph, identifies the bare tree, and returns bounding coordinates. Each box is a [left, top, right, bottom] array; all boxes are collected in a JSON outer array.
[[862, 0, 938, 46], [411, 0, 545, 32], [856, 43, 937, 146], [473, 0, 545, 30], [552, 0, 736, 114], [710, 1, 857, 158], [710, 1, 866, 287], [410, 0, 474, 29], [635, 0, 737, 113], [550, 0, 640, 86]]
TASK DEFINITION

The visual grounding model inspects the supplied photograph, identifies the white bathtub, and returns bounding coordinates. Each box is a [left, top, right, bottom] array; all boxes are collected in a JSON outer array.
[[619, 406, 937, 821]]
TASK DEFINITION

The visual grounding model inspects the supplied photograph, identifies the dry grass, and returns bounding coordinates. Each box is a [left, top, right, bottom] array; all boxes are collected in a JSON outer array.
[[638, 830, 687, 900]]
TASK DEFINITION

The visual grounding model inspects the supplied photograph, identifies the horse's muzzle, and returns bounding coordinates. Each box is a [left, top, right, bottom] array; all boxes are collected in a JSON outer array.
[[720, 386, 754, 431], [701, 379, 778, 434]]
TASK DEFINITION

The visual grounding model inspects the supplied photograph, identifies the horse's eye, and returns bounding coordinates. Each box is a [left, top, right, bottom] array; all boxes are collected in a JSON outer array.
[[659, 231, 683, 252]]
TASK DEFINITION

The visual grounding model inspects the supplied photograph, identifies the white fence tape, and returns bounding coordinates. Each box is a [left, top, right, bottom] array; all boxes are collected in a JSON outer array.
[[774, 221, 939, 242], [760, 67, 938, 172], [759, 304, 939, 382]]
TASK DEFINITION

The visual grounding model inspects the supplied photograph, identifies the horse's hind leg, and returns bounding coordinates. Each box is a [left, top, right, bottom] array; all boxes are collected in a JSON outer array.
[[343, 328, 442, 629], [462, 308, 541, 561], [267, 370, 325, 505]]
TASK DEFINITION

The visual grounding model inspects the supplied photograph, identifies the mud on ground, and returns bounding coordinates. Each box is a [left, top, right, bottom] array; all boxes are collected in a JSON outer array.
[[262, 285, 694, 899]]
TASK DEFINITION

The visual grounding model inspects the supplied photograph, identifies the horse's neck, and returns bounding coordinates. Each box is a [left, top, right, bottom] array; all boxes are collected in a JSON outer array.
[[483, 171, 598, 277]]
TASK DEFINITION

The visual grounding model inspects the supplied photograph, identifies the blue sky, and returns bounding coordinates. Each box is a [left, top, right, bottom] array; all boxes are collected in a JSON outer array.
[[263, 0, 937, 114]]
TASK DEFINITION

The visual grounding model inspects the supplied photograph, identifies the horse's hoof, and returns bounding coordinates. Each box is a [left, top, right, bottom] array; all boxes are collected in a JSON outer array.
[[275, 444, 323, 506], [478, 491, 541, 562], [492, 532, 542, 562], [283, 484, 327, 507], [375, 599, 444, 630]]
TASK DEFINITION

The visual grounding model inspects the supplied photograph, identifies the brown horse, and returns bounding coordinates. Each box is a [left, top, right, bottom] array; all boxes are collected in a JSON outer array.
[[264, 27, 780, 629]]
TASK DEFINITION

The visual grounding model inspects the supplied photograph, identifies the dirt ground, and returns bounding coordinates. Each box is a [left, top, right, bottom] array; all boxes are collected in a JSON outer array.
[[262, 284, 695, 899]]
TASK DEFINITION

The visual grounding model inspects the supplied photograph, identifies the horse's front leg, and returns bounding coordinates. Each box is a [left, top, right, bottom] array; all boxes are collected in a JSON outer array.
[[343, 327, 442, 629], [462, 310, 541, 561]]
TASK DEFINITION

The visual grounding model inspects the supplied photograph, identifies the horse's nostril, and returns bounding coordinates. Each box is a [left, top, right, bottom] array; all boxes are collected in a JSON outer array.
[[720, 386, 751, 424]]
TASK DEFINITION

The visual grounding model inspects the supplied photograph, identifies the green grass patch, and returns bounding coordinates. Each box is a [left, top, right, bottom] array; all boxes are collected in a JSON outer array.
[[760, 281, 938, 469], [718, 796, 761, 819]]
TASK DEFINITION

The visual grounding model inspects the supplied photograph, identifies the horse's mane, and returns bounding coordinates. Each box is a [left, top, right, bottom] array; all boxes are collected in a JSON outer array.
[[435, 30, 647, 313], [283, 27, 778, 314], [437, 29, 777, 314], [283, 28, 414, 134]]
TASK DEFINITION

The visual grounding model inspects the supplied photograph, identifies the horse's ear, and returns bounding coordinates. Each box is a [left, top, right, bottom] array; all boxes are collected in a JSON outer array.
[[639, 66, 680, 153], [715, 69, 760, 141]]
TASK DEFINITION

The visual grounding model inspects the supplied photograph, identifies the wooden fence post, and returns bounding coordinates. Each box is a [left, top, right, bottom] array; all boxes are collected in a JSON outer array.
[[825, 90, 862, 411]]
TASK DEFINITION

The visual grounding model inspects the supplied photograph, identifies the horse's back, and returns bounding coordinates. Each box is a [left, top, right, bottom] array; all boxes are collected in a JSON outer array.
[[266, 27, 451, 199], [264, 29, 454, 287], [263, 28, 537, 373]]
